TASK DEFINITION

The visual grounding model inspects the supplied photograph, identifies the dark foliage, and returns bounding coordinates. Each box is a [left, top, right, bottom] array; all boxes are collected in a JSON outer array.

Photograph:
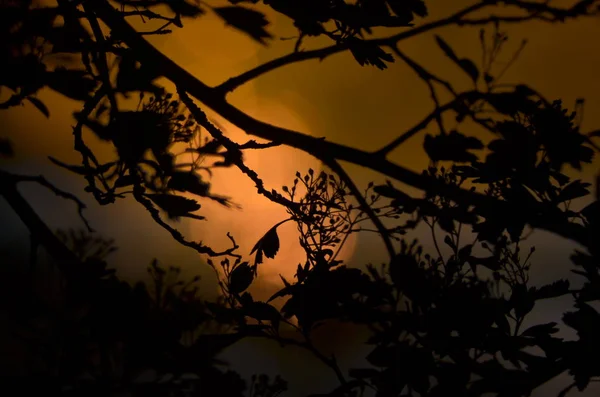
[[2, 0, 600, 396]]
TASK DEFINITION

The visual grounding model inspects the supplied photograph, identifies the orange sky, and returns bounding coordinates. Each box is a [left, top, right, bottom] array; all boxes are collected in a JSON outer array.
[[1, 1, 600, 394]]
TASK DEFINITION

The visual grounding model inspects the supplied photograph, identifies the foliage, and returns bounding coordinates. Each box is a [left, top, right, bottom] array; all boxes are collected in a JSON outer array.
[[2, 0, 600, 396]]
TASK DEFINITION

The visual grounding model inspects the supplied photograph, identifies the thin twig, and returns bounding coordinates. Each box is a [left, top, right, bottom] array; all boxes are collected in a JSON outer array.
[[325, 159, 396, 260], [8, 172, 93, 232]]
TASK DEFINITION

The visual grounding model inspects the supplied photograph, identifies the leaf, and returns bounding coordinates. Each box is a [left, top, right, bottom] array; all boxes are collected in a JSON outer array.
[[114, 174, 137, 188], [229, 262, 255, 294], [433, 35, 479, 81], [435, 35, 460, 63], [46, 67, 96, 101], [443, 235, 456, 251], [486, 92, 537, 116], [532, 279, 570, 300], [348, 38, 395, 70], [387, 0, 428, 21], [521, 322, 559, 338], [168, 172, 210, 196], [438, 216, 455, 234], [116, 53, 161, 94], [167, 0, 205, 17], [557, 180, 591, 203], [147, 194, 202, 219], [250, 224, 280, 265], [510, 284, 535, 319], [563, 303, 600, 340], [373, 183, 413, 206], [26, 96, 49, 117], [214, 6, 272, 44], [458, 58, 479, 82], [245, 301, 280, 326], [424, 131, 483, 163]]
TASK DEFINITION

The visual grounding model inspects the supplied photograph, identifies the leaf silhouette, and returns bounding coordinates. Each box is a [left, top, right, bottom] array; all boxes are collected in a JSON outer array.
[[424, 130, 483, 163], [348, 38, 395, 70], [434, 36, 481, 82], [114, 174, 137, 188], [229, 262, 255, 294], [168, 172, 210, 196], [26, 96, 49, 117], [167, 0, 205, 17], [250, 224, 280, 265], [521, 322, 559, 338], [532, 279, 570, 300], [557, 180, 591, 203], [46, 67, 96, 101], [244, 301, 280, 329], [387, 0, 428, 19], [147, 194, 203, 220], [214, 6, 272, 44], [458, 58, 479, 82]]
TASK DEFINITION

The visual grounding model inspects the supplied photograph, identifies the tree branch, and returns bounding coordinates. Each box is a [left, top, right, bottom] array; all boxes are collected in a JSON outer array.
[[89, 0, 593, 250], [325, 159, 396, 260], [215, 1, 490, 94], [0, 170, 82, 273]]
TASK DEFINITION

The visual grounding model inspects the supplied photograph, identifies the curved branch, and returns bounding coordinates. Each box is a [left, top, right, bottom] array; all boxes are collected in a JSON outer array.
[[215, 1, 490, 94], [132, 184, 240, 258], [214, 0, 599, 94], [90, 0, 592, 250]]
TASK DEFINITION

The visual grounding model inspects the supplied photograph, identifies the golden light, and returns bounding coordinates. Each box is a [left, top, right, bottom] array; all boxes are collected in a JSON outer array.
[[185, 99, 357, 302]]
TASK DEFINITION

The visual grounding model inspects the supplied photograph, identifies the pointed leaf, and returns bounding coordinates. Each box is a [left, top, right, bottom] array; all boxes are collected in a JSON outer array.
[[435, 35, 460, 62], [532, 279, 570, 300], [214, 6, 272, 44], [26, 96, 49, 117], [147, 193, 202, 219], [229, 262, 255, 294], [557, 180, 591, 203], [250, 224, 280, 265], [458, 58, 479, 82]]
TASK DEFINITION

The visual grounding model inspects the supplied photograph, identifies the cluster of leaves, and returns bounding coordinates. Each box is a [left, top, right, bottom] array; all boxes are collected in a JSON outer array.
[[419, 91, 597, 244], [197, 159, 600, 397], [0, 0, 98, 113]]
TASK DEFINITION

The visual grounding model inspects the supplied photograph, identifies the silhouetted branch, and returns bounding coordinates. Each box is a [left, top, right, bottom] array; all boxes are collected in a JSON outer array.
[[238, 140, 282, 150], [325, 159, 396, 260], [177, 88, 301, 213], [4, 171, 93, 232], [215, 1, 489, 94], [82, 3, 119, 121], [214, 0, 598, 94], [132, 184, 241, 259], [90, 0, 593, 250], [0, 170, 82, 273], [375, 91, 477, 156], [72, 85, 116, 205]]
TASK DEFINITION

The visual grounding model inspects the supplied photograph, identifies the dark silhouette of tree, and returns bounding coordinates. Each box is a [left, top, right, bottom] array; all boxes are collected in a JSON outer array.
[[1, 0, 600, 396]]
